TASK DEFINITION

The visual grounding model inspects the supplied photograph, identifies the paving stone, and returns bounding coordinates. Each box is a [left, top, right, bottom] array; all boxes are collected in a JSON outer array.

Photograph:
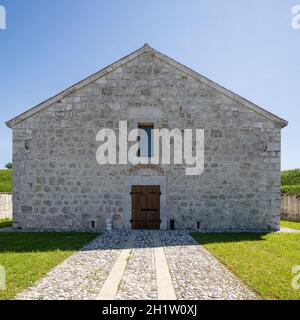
[[160, 231, 258, 300], [115, 230, 157, 300], [17, 231, 130, 300], [17, 230, 261, 300]]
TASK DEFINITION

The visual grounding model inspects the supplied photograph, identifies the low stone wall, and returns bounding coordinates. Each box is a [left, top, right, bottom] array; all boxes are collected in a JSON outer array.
[[281, 193, 300, 222], [0, 193, 12, 219]]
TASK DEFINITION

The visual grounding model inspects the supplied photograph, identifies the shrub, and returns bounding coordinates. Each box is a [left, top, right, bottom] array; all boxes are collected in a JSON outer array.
[[0, 169, 12, 193], [281, 169, 300, 186], [5, 162, 13, 169], [281, 184, 300, 194]]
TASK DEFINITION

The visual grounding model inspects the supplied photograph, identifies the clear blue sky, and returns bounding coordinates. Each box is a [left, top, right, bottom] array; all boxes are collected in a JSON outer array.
[[0, 0, 299, 170]]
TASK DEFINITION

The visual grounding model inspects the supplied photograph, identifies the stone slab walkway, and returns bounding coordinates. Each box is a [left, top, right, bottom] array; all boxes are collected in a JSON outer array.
[[161, 231, 257, 300], [17, 230, 258, 300], [17, 231, 130, 300], [115, 230, 157, 300], [153, 231, 177, 300], [98, 231, 137, 300]]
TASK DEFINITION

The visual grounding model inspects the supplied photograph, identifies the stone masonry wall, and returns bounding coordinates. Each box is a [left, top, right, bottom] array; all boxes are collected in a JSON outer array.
[[11, 52, 281, 231], [0, 193, 12, 219]]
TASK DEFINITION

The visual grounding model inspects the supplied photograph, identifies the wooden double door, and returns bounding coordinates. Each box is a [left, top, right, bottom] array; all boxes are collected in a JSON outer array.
[[131, 185, 161, 230]]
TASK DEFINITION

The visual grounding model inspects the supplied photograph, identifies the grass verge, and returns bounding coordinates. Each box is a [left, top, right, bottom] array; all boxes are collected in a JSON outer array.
[[0, 232, 98, 300], [0, 219, 12, 229], [281, 220, 300, 231], [191, 232, 300, 300]]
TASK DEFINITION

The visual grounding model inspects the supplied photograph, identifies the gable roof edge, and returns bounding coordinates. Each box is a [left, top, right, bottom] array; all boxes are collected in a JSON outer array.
[[6, 43, 288, 129], [145, 45, 288, 128], [6, 45, 147, 128]]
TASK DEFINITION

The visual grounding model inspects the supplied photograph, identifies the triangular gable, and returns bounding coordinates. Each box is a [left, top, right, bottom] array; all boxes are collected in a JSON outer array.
[[6, 44, 288, 128]]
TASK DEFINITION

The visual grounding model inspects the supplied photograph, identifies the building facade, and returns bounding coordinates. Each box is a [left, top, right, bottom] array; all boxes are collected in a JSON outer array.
[[6, 44, 288, 232]]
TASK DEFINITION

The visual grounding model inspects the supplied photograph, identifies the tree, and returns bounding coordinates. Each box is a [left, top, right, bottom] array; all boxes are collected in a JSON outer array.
[[5, 162, 13, 169]]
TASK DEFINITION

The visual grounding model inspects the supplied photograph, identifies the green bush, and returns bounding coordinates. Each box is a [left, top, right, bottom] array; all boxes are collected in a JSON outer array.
[[0, 169, 13, 193], [281, 169, 300, 194], [281, 184, 300, 194], [281, 169, 300, 186], [5, 162, 13, 169]]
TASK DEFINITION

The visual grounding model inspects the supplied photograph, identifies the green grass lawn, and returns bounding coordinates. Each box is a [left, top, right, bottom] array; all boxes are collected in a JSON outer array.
[[281, 220, 300, 231], [0, 219, 12, 229], [0, 232, 98, 300], [192, 232, 300, 300], [0, 170, 12, 193]]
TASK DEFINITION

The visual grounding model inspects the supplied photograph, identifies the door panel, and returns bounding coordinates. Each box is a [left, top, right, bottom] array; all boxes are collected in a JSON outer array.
[[131, 185, 160, 230]]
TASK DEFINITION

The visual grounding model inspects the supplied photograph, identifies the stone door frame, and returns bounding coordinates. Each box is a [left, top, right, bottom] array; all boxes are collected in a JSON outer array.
[[124, 176, 167, 230]]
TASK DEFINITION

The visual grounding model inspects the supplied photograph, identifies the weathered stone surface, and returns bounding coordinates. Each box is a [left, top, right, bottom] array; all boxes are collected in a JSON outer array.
[[9, 47, 283, 231], [17, 231, 259, 300]]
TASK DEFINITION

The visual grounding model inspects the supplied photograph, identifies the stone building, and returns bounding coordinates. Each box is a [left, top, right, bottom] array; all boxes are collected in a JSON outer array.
[[6, 44, 288, 232]]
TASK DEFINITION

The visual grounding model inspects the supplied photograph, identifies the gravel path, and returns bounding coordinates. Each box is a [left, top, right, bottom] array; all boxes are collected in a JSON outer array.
[[17, 230, 258, 300], [160, 231, 258, 300], [115, 230, 157, 300], [17, 231, 130, 300]]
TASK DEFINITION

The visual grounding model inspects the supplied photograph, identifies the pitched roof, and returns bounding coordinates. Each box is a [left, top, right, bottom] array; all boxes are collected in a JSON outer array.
[[6, 44, 288, 128]]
